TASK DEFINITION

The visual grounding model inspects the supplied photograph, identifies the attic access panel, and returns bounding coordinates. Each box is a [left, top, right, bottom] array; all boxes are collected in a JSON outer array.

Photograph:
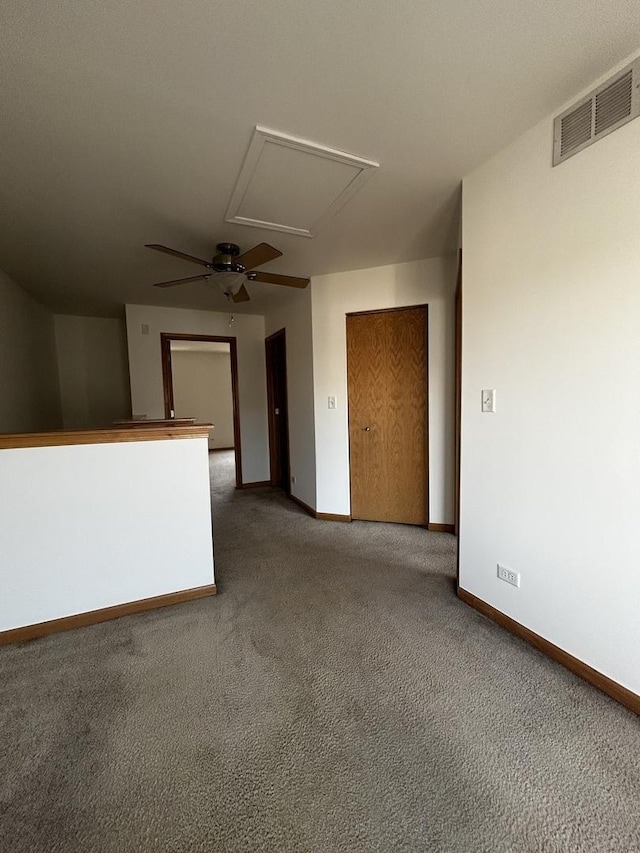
[[225, 126, 379, 238]]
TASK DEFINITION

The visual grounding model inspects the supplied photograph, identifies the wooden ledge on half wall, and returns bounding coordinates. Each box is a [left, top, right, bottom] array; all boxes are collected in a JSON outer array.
[[0, 421, 213, 450], [0, 421, 216, 645]]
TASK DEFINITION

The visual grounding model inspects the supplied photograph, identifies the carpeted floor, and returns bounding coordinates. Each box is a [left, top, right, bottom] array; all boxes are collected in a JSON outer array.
[[0, 451, 638, 853]]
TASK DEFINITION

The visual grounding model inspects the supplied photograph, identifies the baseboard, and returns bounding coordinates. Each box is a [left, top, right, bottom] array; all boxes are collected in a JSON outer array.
[[457, 587, 639, 716], [209, 447, 235, 453], [238, 480, 271, 489], [288, 494, 351, 523], [428, 523, 455, 533], [289, 493, 316, 518], [316, 512, 351, 522], [0, 583, 217, 647]]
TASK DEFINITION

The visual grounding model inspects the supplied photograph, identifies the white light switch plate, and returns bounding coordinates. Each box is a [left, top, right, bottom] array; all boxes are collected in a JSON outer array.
[[328, 396, 336, 409], [481, 389, 496, 413]]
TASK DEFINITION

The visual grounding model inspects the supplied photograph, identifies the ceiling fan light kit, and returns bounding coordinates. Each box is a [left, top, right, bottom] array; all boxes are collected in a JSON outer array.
[[145, 241, 309, 304]]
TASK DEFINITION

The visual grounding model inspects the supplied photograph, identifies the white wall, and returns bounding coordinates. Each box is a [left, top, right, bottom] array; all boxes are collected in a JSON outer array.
[[171, 349, 235, 449], [125, 304, 269, 483], [0, 269, 61, 433], [311, 257, 457, 522], [460, 53, 640, 694], [0, 436, 214, 631], [54, 314, 131, 429], [265, 289, 317, 509]]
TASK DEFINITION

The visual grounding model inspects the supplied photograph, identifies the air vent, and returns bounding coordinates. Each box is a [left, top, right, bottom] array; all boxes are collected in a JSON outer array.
[[553, 58, 640, 165], [595, 70, 633, 135], [560, 100, 592, 156]]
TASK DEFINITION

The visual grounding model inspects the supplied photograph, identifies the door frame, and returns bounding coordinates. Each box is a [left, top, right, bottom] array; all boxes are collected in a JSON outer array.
[[265, 328, 291, 494], [454, 249, 462, 582], [160, 332, 243, 489], [345, 304, 429, 526]]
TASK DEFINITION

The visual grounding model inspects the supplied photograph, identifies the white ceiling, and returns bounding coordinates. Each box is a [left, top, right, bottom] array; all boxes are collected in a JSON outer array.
[[1, 1, 639, 317]]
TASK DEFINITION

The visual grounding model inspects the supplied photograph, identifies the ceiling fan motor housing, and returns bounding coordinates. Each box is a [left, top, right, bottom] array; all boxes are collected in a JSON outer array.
[[212, 242, 245, 273]]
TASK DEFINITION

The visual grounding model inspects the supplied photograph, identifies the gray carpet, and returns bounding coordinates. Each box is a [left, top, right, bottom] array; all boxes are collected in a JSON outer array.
[[0, 451, 638, 853]]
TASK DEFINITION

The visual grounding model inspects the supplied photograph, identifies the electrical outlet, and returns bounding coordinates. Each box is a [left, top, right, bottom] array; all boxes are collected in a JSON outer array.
[[497, 564, 520, 588], [328, 396, 336, 409]]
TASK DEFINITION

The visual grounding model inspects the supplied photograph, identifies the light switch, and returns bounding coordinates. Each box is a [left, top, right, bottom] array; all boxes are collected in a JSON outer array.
[[328, 396, 336, 410], [481, 389, 496, 413]]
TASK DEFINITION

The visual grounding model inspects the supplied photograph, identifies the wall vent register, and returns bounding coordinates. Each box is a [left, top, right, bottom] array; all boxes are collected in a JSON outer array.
[[553, 58, 640, 165]]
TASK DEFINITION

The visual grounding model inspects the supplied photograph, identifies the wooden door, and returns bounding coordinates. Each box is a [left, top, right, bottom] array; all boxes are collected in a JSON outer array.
[[265, 329, 290, 493], [347, 306, 428, 525]]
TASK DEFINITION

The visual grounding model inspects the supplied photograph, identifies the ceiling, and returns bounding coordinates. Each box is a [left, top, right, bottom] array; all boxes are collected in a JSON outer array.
[[1, 1, 639, 317]]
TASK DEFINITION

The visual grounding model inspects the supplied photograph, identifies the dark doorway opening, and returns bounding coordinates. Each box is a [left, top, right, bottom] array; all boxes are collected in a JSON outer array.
[[265, 329, 290, 493]]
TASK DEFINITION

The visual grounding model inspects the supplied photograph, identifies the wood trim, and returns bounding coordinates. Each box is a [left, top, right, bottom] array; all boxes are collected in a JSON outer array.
[[265, 329, 278, 486], [160, 334, 175, 420], [346, 304, 429, 526], [454, 248, 462, 572], [228, 338, 243, 489], [428, 523, 455, 533], [113, 418, 196, 427], [288, 494, 350, 522], [238, 480, 271, 489], [0, 424, 211, 450], [0, 584, 218, 647], [316, 512, 351, 522], [346, 303, 429, 318], [458, 587, 639, 716], [160, 333, 243, 488], [289, 493, 316, 518]]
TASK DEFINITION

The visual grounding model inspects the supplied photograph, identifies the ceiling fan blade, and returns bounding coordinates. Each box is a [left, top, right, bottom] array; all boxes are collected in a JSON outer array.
[[235, 242, 282, 271], [153, 274, 211, 288], [249, 271, 310, 289], [232, 284, 251, 303], [145, 244, 211, 268]]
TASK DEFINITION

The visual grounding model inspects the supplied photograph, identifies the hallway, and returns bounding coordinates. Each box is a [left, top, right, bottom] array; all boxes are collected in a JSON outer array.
[[0, 452, 638, 852]]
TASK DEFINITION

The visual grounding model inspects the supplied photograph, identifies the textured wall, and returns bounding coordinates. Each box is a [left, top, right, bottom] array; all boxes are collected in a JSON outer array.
[[461, 52, 640, 694], [264, 288, 316, 510], [54, 314, 131, 429], [171, 349, 234, 448], [126, 304, 268, 484], [0, 269, 61, 433], [311, 256, 457, 523]]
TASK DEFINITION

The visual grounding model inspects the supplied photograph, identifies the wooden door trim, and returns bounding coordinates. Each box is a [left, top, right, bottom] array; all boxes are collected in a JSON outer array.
[[346, 303, 428, 318], [454, 249, 462, 583], [160, 332, 243, 488], [346, 304, 429, 526], [265, 328, 291, 493]]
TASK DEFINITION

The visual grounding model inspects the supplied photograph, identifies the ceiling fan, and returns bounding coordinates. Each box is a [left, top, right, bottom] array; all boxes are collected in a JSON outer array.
[[145, 241, 309, 303]]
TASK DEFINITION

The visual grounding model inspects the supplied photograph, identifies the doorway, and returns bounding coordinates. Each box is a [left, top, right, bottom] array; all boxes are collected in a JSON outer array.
[[265, 329, 290, 493], [160, 333, 243, 488], [346, 305, 428, 525]]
